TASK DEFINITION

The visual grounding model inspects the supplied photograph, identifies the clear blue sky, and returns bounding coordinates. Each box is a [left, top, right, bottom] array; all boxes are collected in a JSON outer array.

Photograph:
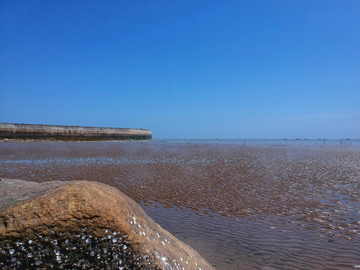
[[1, 0, 359, 139]]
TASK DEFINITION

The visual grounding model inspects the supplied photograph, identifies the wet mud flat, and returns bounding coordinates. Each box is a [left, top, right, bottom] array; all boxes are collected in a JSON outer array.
[[0, 141, 359, 269]]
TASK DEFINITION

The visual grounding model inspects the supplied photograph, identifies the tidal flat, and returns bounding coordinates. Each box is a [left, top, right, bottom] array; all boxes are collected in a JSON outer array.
[[0, 141, 359, 269]]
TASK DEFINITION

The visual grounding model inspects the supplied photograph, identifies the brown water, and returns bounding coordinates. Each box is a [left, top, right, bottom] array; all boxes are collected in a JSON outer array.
[[0, 141, 359, 269]]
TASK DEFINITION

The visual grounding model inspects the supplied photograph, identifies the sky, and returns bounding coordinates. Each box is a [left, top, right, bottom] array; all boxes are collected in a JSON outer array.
[[1, 0, 359, 139]]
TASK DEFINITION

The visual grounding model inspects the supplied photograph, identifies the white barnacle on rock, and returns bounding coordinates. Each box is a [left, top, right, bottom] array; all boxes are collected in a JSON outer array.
[[173, 259, 180, 264], [15, 241, 23, 246], [161, 256, 169, 266], [154, 250, 161, 259]]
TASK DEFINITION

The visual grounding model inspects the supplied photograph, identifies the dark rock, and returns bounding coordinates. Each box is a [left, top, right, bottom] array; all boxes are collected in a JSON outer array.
[[0, 179, 214, 270]]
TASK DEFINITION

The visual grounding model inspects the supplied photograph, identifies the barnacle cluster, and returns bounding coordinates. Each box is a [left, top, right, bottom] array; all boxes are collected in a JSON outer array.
[[0, 228, 160, 270]]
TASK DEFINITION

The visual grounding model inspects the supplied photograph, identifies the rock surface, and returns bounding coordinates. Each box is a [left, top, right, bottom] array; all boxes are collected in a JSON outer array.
[[0, 179, 214, 270]]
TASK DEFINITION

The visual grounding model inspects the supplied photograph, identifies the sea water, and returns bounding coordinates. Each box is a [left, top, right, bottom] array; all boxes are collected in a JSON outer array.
[[0, 140, 359, 269]]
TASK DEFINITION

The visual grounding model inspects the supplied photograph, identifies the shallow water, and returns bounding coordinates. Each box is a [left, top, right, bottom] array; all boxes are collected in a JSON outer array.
[[0, 141, 359, 269], [142, 203, 360, 270]]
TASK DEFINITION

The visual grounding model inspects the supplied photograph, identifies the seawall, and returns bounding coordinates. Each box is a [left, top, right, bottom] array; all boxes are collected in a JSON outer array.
[[0, 123, 152, 141]]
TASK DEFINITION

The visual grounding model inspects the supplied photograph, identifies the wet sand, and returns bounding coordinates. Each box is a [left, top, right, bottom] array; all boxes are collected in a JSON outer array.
[[0, 141, 359, 269]]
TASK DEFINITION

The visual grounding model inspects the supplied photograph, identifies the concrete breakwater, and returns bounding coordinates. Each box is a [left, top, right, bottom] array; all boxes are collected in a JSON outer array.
[[0, 123, 152, 141]]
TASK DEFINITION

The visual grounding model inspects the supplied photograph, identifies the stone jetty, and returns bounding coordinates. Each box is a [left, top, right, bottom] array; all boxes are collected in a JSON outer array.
[[0, 179, 214, 270], [0, 123, 152, 141]]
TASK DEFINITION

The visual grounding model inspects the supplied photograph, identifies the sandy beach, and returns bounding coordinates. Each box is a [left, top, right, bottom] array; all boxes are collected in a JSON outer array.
[[0, 141, 359, 269]]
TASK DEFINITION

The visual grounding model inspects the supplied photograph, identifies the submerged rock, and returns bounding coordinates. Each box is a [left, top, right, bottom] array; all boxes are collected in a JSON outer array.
[[0, 179, 214, 270]]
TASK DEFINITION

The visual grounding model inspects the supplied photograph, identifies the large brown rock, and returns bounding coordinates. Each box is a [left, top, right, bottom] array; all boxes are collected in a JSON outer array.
[[0, 179, 214, 270]]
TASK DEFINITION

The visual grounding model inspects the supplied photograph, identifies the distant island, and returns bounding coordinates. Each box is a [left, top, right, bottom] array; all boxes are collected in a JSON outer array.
[[0, 123, 151, 141]]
